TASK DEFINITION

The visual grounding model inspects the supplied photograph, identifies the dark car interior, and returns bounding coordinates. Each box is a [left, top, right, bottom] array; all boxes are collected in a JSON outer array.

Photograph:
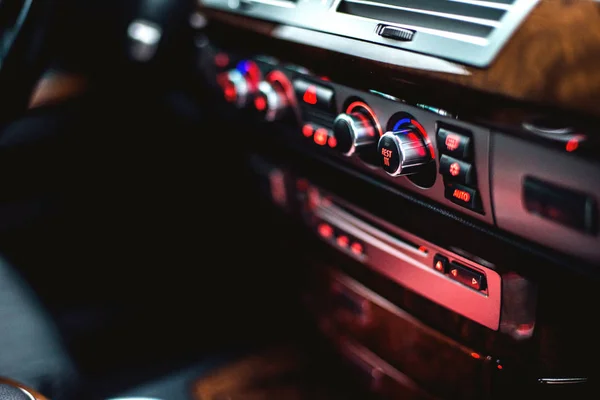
[[0, 0, 599, 399]]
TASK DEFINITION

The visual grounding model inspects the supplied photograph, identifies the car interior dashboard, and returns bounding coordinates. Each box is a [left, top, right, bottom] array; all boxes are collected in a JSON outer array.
[[0, 0, 599, 399]]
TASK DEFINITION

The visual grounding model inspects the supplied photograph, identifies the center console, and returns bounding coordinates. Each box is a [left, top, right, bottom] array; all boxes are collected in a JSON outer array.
[[193, 1, 600, 398]]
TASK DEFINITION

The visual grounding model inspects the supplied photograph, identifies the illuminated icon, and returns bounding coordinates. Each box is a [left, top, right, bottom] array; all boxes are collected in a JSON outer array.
[[445, 134, 461, 151], [302, 124, 314, 138], [451, 269, 458, 277], [435, 261, 444, 271], [314, 128, 328, 146], [566, 138, 579, 152], [452, 189, 471, 202], [303, 85, 318, 105], [471, 277, 478, 286], [449, 162, 461, 177], [328, 136, 338, 148], [337, 235, 349, 248], [318, 223, 333, 239], [351, 242, 363, 255], [383, 157, 390, 167]]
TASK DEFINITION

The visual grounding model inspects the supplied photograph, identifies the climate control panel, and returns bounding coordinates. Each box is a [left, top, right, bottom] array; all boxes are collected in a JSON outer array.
[[208, 51, 493, 224], [200, 48, 600, 264]]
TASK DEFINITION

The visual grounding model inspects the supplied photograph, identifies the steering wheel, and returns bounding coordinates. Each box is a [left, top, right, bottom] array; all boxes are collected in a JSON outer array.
[[0, 0, 54, 124]]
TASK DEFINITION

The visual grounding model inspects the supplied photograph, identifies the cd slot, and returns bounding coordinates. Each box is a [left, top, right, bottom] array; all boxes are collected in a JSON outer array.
[[306, 188, 502, 331], [331, 201, 430, 256]]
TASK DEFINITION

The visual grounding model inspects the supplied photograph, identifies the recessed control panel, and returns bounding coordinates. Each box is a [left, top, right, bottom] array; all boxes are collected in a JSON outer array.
[[200, 47, 600, 264]]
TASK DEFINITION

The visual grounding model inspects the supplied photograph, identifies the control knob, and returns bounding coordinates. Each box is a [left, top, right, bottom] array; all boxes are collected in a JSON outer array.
[[219, 69, 251, 108], [377, 125, 431, 176], [332, 110, 380, 156], [254, 80, 289, 122]]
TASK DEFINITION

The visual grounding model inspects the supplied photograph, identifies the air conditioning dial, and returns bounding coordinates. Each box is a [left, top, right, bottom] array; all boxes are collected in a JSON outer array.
[[217, 60, 262, 108], [332, 102, 382, 156], [254, 71, 295, 122], [377, 125, 432, 176]]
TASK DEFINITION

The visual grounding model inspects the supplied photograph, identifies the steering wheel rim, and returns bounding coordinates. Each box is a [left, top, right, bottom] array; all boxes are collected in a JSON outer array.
[[0, 0, 53, 125]]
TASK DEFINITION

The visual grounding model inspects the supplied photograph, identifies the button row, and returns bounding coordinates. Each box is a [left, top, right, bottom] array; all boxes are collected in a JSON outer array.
[[317, 222, 366, 257], [433, 254, 487, 291], [436, 125, 482, 213]]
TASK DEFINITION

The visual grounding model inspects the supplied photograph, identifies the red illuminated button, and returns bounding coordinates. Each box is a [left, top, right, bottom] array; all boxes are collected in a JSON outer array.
[[448, 262, 486, 291], [439, 155, 475, 185], [445, 183, 481, 212], [293, 79, 334, 111], [337, 235, 350, 248], [302, 124, 314, 138], [437, 127, 472, 160], [350, 242, 364, 256], [314, 128, 329, 146], [433, 254, 448, 273], [328, 136, 338, 148], [318, 223, 333, 239]]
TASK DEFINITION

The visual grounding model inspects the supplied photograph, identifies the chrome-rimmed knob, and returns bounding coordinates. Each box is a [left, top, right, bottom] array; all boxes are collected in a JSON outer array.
[[377, 127, 431, 176], [255, 81, 289, 122], [332, 112, 379, 156], [219, 69, 250, 108]]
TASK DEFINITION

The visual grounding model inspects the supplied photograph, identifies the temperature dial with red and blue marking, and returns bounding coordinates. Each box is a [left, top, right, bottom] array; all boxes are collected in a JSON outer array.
[[377, 118, 433, 176], [332, 101, 382, 157]]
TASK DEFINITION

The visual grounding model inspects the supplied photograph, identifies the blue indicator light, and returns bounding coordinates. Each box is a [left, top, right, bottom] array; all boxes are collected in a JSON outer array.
[[393, 118, 412, 131]]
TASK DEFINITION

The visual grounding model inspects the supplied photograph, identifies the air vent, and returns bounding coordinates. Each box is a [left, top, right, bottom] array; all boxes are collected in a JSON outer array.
[[338, 0, 517, 42]]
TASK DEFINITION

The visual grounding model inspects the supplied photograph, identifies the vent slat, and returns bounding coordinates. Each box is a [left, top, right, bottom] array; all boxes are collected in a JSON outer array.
[[338, 1, 498, 38], [344, 0, 509, 21]]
